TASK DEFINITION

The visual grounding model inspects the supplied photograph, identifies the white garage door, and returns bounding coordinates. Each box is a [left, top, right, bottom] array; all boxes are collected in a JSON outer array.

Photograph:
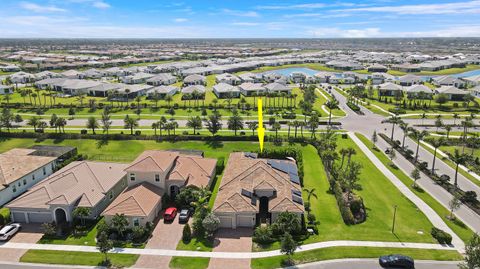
[[218, 217, 233, 228], [237, 215, 254, 227], [12, 212, 26, 223], [28, 212, 52, 223]]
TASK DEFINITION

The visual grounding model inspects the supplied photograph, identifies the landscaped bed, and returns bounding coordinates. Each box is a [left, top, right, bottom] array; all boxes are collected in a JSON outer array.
[[20, 250, 139, 267]]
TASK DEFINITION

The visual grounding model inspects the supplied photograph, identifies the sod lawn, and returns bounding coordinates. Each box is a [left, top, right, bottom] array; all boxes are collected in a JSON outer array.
[[251, 246, 462, 269], [356, 133, 474, 243], [169, 257, 210, 269], [20, 250, 139, 267]]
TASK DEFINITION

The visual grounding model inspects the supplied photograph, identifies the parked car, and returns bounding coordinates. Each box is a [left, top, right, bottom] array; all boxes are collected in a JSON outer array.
[[178, 208, 192, 223], [164, 207, 178, 222], [379, 254, 414, 268], [0, 223, 21, 241]]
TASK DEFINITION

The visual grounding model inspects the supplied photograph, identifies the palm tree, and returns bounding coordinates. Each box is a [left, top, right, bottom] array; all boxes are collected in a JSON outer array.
[[56, 117, 66, 133], [339, 148, 348, 168], [123, 114, 138, 135], [27, 116, 40, 132], [159, 116, 167, 136], [304, 188, 317, 203], [86, 116, 99, 134], [151, 122, 159, 136], [124, 89, 131, 107], [451, 149, 468, 188], [227, 110, 244, 136], [186, 116, 203, 135], [410, 129, 429, 163], [101, 110, 112, 135], [346, 147, 357, 167], [308, 112, 319, 138], [430, 137, 445, 174], [247, 121, 258, 136], [325, 98, 339, 125], [165, 94, 173, 108], [453, 113, 459, 126], [19, 89, 27, 105], [383, 115, 403, 140], [420, 113, 427, 125], [76, 94, 86, 107], [400, 122, 409, 149], [444, 125, 452, 139], [271, 122, 281, 140], [135, 96, 142, 109], [212, 98, 218, 110]]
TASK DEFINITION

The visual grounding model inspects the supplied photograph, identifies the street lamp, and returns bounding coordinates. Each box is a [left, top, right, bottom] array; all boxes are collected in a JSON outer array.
[[392, 205, 398, 234]]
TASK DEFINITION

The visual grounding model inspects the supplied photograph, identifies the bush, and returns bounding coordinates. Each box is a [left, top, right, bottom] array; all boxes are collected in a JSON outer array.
[[461, 191, 478, 204], [202, 213, 220, 238], [135, 130, 141, 136], [80, 129, 88, 135], [0, 214, 4, 226], [131, 226, 145, 242], [253, 225, 273, 244], [182, 223, 192, 242], [271, 212, 302, 236], [307, 213, 316, 224], [431, 227, 452, 244], [42, 222, 56, 236]]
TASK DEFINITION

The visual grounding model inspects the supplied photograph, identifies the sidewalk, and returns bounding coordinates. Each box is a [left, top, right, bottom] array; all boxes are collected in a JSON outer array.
[[0, 240, 456, 259]]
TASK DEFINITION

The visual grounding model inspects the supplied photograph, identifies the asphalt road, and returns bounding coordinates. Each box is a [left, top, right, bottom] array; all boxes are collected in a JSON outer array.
[[291, 259, 460, 269]]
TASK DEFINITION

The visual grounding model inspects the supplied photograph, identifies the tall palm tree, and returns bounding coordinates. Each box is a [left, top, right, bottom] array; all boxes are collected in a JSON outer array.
[[410, 129, 429, 163], [451, 149, 468, 188], [444, 125, 452, 139], [271, 122, 281, 140], [151, 122, 159, 136], [430, 137, 445, 174], [304, 188, 317, 203], [124, 89, 130, 106], [383, 115, 403, 141], [325, 98, 339, 126], [452, 113, 459, 126], [399, 122, 409, 149], [86, 116, 99, 134]]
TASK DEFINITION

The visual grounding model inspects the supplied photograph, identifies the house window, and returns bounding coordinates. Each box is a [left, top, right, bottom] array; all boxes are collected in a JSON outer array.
[[155, 174, 160, 182], [43, 167, 46, 175], [109, 191, 114, 200], [18, 182, 21, 187], [130, 173, 136, 181], [12, 186, 16, 193], [133, 218, 139, 227], [23, 179, 27, 185], [51, 163, 54, 170], [32, 174, 35, 180]]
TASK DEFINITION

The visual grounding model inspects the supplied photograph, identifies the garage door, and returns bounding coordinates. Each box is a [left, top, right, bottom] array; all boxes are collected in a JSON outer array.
[[28, 212, 52, 223], [218, 217, 233, 228], [237, 216, 253, 227], [12, 212, 26, 223]]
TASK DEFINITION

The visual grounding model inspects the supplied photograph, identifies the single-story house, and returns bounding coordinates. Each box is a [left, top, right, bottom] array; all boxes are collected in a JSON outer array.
[[213, 83, 241, 98], [404, 85, 433, 98], [0, 85, 14, 95], [9, 72, 36, 84], [464, 75, 480, 86], [370, 73, 385, 85], [183, 74, 206, 86], [432, 76, 466, 88], [435, 86, 470, 101], [1, 65, 21, 72], [469, 85, 480, 97], [181, 85, 206, 96], [378, 82, 403, 96], [290, 72, 307, 83], [60, 70, 81, 79], [399, 74, 422, 86], [367, 64, 388, 73], [146, 85, 179, 99], [79, 69, 104, 79], [216, 73, 241, 85], [239, 73, 263, 83], [239, 82, 266, 96], [314, 72, 333, 83], [103, 150, 216, 227], [7, 161, 128, 224], [213, 152, 304, 229], [0, 148, 59, 206], [146, 73, 177, 86], [122, 72, 155, 84], [264, 82, 291, 94], [263, 73, 285, 83], [35, 71, 62, 80]]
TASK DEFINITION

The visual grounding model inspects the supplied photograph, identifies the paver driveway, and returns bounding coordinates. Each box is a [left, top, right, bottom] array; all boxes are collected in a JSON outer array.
[[208, 228, 253, 269], [134, 212, 185, 269], [0, 224, 43, 262]]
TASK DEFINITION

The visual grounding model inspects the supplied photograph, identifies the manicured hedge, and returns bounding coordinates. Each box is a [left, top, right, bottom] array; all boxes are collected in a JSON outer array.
[[431, 227, 452, 245]]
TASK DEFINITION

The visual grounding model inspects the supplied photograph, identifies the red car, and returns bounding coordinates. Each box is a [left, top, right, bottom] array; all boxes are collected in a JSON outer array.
[[164, 207, 177, 221]]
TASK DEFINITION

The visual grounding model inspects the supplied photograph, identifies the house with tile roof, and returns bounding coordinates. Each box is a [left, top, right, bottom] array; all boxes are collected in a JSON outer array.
[[6, 161, 127, 224], [102, 150, 216, 228], [213, 152, 304, 229], [0, 148, 58, 206]]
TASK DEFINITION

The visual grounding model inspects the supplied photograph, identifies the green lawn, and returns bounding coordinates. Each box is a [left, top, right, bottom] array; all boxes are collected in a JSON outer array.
[[251, 246, 462, 269], [20, 250, 139, 267], [169, 257, 210, 269], [356, 133, 474, 243], [39, 222, 98, 246], [255, 139, 436, 251]]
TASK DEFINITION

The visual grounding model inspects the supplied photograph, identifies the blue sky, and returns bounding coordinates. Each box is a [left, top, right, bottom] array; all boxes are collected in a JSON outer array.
[[1, 0, 480, 38]]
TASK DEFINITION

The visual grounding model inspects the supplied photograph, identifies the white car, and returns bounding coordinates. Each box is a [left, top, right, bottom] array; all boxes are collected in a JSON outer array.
[[0, 223, 21, 241]]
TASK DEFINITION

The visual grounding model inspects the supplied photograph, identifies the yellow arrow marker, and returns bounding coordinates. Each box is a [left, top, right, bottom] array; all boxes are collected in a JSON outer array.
[[257, 98, 265, 152]]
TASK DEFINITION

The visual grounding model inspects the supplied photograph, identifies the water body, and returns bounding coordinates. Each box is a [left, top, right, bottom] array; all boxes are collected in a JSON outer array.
[[265, 67, 480, 79]]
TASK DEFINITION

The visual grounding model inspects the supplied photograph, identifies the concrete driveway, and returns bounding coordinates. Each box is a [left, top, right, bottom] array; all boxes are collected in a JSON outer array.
[[134, 212, 186, 269], [0, 224, 44, 262], [208, 228, 253, 269]]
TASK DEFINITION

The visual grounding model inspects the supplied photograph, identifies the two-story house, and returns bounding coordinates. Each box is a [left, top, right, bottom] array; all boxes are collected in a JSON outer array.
[[102, 150, 216, 228]]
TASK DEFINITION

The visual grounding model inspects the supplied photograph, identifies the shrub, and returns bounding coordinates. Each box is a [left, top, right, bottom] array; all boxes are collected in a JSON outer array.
[[253, 225, 273, 244], [42, 222, 56, 236], [431, 227, 452, 244], [161, 194, 171, 209], [307, 213, 316, 224], [216, 157, 225, 174], [182, 223, 192, 242], [135, 130, 141, 136], [202, 213, 220, 238], [80, 129, 88, 135], [131, 226, 145, 242], [271, 211, 302, 236], [175, 187, 200, 208], [461, 191, 478, 204]]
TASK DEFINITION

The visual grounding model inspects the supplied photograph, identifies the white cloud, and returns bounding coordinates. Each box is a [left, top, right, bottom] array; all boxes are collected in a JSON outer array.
[[308, 27, 382, 38], [174, 18, 188, 23], [92, 1, 110, 9], [20, 2, 66, 13], [222, 9, 259, 17], [256, 3, 326, 10], [338, 1, 480, 15]]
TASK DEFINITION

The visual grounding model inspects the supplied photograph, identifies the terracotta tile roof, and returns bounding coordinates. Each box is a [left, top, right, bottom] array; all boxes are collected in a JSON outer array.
[[0, 148, 56, 190], [102, 182, 163, 217], [125, 150, 179, 172], [213, 152, 304, 214], [7, 161, 127, 210], [169, 156, 217, 188]]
